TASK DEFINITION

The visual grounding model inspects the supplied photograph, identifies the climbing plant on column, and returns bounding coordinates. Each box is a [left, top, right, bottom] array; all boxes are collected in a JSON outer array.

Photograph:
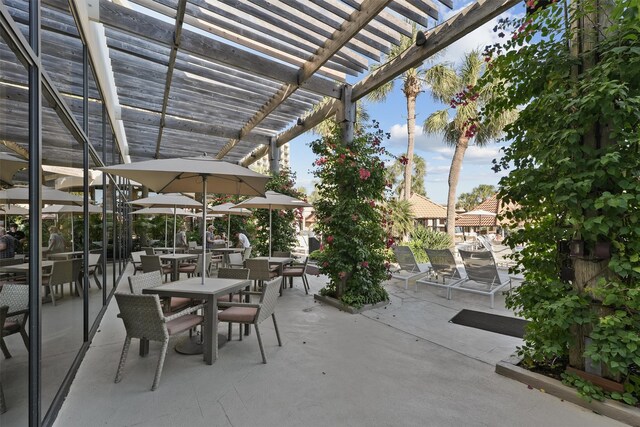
[[309, 121, 394, 308], [480, 0, 640, 405]]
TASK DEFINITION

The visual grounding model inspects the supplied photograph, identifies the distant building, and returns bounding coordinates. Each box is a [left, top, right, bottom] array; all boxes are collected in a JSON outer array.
[[408, 193, 447, 231], [456, 194, 519, 231]]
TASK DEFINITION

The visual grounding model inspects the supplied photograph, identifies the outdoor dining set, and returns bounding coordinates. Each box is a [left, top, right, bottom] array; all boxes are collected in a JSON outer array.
[[113, 246, 311, 391]]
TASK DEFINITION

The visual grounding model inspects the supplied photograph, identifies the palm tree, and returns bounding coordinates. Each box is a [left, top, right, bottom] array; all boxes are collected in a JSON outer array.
[[387, 199, 414, 240], [311, 100, 370, 138], [386, 154, 427, 199], [367, 23, 428, 201], [422, 50, 517, 242]]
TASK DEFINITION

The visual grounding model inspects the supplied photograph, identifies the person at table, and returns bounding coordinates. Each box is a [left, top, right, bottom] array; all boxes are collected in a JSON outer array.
[[0, 227, 16, 259], [47, 225, 65, 254], [8, 223, 26, 253], [235, 231, 251, 248], [212, 234, 226, 246], [205, 225, 216, 250], [175, 225, 188, 249]]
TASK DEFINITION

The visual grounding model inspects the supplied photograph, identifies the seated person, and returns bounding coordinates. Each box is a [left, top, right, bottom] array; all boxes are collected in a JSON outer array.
[[175, 225, 188, 248], [47, 226, 65, 254], [8, 223, 26, 253], [0, 227, 16, 259], [212, 234, 227, 245]]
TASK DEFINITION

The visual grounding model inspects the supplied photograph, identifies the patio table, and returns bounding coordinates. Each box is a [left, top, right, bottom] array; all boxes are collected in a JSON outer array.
[[48, 251, 84, 260], [153, 246, 185, 254], [160, 253, 198, 281], [250, 256, 294, 275], [210, 247, 244, 266], [142, 277, 250, 364], [0, 260, 54, 274]]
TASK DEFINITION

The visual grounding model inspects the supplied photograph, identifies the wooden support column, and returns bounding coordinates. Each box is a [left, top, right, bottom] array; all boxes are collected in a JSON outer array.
[[269, 137, 280, 174], [337, 84, 355, 145]]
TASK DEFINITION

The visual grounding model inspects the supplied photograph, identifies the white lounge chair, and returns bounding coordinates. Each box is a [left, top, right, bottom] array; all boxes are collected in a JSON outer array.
[[391, 246, 431, 290], [455, 250, 512, 309], [416, 249, 466, 299]]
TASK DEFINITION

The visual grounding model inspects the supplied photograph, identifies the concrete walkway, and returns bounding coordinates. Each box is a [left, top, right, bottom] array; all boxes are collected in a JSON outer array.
[[55, 268, 624, 427]]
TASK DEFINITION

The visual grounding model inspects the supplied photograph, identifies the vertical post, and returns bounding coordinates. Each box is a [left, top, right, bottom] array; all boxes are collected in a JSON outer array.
[[27, 0, 42, 424], [336, 84, 356, 146], [269, 137, 280, 174], [82, 44, 89, 343], [102, 105, 107, 305]]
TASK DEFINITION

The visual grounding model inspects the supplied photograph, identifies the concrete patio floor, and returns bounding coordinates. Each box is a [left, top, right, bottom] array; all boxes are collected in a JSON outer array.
[[55, 267, 624, 427]]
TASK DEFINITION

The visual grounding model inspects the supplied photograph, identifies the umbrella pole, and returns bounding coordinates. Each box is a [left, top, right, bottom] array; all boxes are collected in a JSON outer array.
[[172, 206, 177, 255], [71, 212, 74, 252], [164, 215, 168, 247], [269, 206, 272, 257], [202, 177, 207, 284]]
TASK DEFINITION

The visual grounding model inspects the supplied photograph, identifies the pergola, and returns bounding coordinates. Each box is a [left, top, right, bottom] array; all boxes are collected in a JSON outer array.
[[0, 0, 519, 169]]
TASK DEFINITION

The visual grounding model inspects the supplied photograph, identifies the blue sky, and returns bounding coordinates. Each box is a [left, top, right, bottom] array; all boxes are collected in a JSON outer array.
[[288, 1, 525, 205]]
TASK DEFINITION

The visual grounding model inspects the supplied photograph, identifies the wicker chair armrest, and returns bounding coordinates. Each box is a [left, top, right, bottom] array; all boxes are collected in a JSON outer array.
[[242, 291, 262, 296], [217, 302, 260, 309], [163, 304, 205, 322], [7, 308, 28, 317]]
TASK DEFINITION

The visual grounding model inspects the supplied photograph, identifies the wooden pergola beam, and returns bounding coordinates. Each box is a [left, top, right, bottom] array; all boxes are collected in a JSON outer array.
[[215, 0, 393, 160], [154, 0, 187, 159], [352, 0, 521, 102]]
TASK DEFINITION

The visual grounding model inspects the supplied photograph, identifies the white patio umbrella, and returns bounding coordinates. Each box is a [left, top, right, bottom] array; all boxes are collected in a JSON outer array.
[[1, 205, 29, 229], [130, 206, 199, 248], [460, 209, 497, 234], [209, 202, 252, 244], [131, 193, 202, 254], [0, 186, 84, 206], [42, 204, 102, 251], [234, 191, 311, 256], [99, 155, 269, 282], [0, 153, 27, 185]]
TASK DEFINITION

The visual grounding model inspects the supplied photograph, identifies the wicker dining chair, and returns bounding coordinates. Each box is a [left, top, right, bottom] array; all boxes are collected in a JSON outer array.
[[41, 259, 75, 306], [114, 293, 204, 391], [128, 271, 191, 313], [245, 259, 278, 290], [130, 251, 146, 275], [0, 284, 29, 359], [178, 254, 210, 279], [0, 306, 6, 414], [216, 268, 250, 303], [281, 257, 310, 294], [227, 253, 244, 268], [140, 255, 172, 282], [217, 276, 283, 364]]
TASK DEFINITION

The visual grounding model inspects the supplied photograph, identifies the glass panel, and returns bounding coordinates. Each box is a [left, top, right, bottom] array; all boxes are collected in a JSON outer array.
[[40, 90, 84, 419], [88, 66, 104, 325], [41, 0, 84, 124], [0, 31, 29, 427], [4, 0, 29, 41]]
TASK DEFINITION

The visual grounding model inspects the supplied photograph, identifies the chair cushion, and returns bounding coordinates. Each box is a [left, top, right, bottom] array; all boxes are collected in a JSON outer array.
[[218, 306, 257, 323], [282, 267, 304, 276], [2, 320, 20, 333], [178, 265, 196, 273], [217, 294, 240, 303], [170, 297, 192, 311], [166, 314, 203, 335]]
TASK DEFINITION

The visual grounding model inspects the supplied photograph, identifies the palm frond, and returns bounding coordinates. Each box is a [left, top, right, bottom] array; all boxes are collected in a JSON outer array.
[[423, 64, 459, 104], [423, 109, 450, 134], [460, 50, 484, 87]]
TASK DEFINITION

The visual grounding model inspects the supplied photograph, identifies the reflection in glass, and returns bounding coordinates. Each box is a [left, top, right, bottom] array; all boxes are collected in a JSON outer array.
[[0, 31, 30, 427]]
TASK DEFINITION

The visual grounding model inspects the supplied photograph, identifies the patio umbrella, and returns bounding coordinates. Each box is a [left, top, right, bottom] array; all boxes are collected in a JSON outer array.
[[99, 155, 269, 282], [234, 191, 311, 256], [0, 186, 84, 206], [460, 209, 497, 234], [42, 204, 102, 251], [131, 193, 202, 254], [209, 202, 252, 244], [1, 205, 29, 229], [0, 153, 27, 185], [130, 206, 199, 248]]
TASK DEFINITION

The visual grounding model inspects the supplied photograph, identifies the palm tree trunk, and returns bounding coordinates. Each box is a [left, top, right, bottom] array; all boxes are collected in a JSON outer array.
[[403, 94, 417, 201], [446, 137, 469, 244]]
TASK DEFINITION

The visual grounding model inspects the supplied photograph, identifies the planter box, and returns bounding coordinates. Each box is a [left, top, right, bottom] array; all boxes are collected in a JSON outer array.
[[496, 355, 640, 426], [313, 294, 389, 314]]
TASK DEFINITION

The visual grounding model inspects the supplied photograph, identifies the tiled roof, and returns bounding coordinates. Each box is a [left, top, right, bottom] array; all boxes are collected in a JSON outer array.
[[456, 194, 498, 226], [409, 194, 447, 219]]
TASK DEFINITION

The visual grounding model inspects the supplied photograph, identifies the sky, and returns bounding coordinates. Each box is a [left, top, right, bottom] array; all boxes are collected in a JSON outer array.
[[288, 1, 525, 205]]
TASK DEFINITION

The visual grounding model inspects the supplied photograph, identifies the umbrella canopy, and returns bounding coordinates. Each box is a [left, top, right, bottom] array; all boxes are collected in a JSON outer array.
[[458, 209, 497, 229], [209, 202, 252, 242], [461, 209, 497, 217], [0, 153, 27, 185], [132, 193, 202, 208], [100, 156, 269, 282], [99, 155, 268, 195], [234, 191, 311, 256], [0, 186, 84, 205], [42, 204, 102, 214], [130, 207, 198, 216], [0, 205, 30, 215]]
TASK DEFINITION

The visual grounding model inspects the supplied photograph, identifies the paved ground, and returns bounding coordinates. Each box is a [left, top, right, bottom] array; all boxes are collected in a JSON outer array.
[[55, 267, 624, 427]]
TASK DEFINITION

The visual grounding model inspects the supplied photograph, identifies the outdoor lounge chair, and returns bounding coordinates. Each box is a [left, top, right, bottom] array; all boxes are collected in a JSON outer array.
[[391, 246, 431, 290], [217, 276, 283, 364], [114, 293, 204, 391], [0, 284, 29, 359], [416, 249, 466, 299], [476, 235, 516, 269], [456, 250, 512, 309]]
